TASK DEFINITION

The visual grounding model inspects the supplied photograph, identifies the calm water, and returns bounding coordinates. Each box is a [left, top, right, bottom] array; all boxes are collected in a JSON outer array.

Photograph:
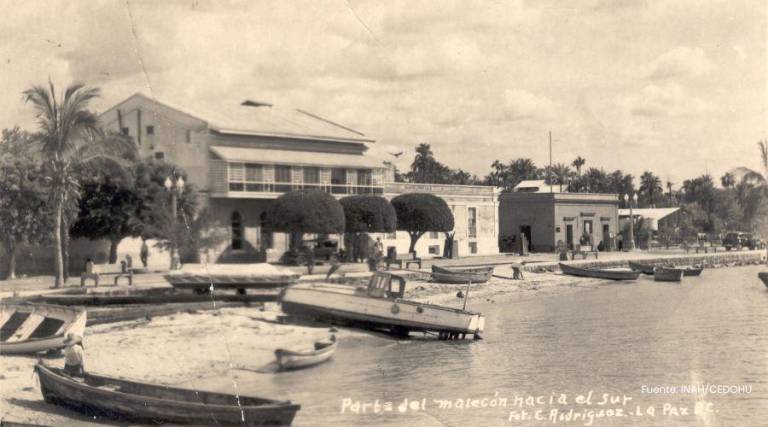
[[242, 265, 768, 426]]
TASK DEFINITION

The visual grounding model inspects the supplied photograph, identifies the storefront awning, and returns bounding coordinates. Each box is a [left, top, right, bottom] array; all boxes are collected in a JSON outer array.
[[210, 146, 385, 169]]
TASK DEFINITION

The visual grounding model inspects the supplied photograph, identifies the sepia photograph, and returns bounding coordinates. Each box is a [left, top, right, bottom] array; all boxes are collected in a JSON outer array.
[[0, 1, 766, 426]]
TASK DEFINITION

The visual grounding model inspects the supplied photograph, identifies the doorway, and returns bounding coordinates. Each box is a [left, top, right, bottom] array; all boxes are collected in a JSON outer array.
[[520, 226, 532, 252], [566, 224, 574, 250], [602, 224, 610, 250]]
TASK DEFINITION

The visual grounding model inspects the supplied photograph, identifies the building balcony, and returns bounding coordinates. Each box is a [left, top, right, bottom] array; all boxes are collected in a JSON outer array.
[[212, 181, 384, 198]]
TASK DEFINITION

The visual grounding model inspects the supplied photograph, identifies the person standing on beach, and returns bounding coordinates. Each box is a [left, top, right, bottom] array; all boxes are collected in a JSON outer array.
[[140, 239, 149, 268], [63, 333, 85, 378]]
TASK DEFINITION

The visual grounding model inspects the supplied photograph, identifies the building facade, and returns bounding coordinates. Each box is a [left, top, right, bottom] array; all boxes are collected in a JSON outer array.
[[499, 192, 620, 252], [99, 94, 500, 262]]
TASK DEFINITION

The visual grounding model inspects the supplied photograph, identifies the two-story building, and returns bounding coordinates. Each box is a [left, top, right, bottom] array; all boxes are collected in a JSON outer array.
[[99, 93, 500, 263]]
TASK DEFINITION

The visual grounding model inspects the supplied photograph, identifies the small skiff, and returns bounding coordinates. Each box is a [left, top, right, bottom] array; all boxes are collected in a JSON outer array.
[[275, 335, 337, 370], [35, 364, 300, 426], [559, 263, 640, 281], [759, 272, 768, 288], [1, 304, 86, 355], [628, 261, 655, 275], [653, 266, 684, 282], [681, 266, 704, 277], [431, 265, 494, 284]]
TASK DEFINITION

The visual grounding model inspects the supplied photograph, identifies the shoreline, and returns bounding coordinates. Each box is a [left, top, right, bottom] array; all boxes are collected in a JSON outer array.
[[1, 257, 765, 425]]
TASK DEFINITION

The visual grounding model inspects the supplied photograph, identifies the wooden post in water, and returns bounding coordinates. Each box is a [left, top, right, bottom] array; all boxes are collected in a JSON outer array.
[[462, 280, 472, 311]]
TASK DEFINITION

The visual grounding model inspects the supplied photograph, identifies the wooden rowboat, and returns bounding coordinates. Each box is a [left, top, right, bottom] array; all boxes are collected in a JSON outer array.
[[681, 266, 704, 277], [1, 304, 86, 355], [559, 263, 640, 281], [275, 335, 337, 370], [759, 272, 768, 288], [35, 364, 300, 426], [653, 267, 684, 282], [165, 264, 300, 292], [628, 261, 655, 275], [431, 265, 494, 284]]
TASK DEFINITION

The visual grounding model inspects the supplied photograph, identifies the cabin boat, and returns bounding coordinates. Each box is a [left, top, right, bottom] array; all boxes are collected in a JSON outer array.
[[1, 304, 87, 355], [275, 335, 337, 370], [35, 364, 300, 426], [759, 272, 768, 288], [653, 266, 684, 282], [628, 261, 655, 275], [559, 263, 641, 281], [279, 272, 485, 340], [430, 265, 494, 284]]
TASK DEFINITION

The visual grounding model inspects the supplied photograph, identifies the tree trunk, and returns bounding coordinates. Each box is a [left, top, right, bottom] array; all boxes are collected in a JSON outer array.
[[53, 197, 64, 288], [408, 232, 421, 254], [108, 237, 120, 264], [4, 241, 17, 280], [61, 214, 70, 281]]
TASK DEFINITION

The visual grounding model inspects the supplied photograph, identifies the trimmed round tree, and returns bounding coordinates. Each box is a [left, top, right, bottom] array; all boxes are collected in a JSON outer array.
[[391, 193, 454, 254], [266, 189, 345, 272], [340, 195, 397, 262]]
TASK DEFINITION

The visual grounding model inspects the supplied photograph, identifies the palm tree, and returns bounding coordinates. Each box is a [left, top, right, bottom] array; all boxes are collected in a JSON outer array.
[[639, 171, 663, 208], [571, 156, 586, 176], [24, 81, 136, 287], [759, 139, 767, 180], [720, 172, 735, 188]]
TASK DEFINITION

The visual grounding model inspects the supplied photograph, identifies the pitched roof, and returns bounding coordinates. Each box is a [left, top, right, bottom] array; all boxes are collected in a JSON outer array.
[[103, 93, 374, 144], [513, 179, 564, 192], [618, 207, 680, 220]]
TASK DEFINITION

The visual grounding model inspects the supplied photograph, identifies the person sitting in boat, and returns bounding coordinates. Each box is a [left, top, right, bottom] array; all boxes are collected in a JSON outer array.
[[63, 332, 85, 378]]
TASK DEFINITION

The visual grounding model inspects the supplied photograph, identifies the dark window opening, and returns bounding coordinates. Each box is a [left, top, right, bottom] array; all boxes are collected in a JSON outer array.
[[154, 152, 165, 160], [121, 127, 130, 136], [146, 125, 154, 135], [185, 129, 191, 143]]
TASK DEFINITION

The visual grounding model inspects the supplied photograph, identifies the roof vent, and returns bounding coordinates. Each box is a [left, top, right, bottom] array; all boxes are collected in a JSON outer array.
[[241, 100, 273, 108]]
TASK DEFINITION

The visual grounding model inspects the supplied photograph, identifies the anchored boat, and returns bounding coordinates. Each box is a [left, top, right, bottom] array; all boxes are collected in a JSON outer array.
[[275, 335, 337, 370], [628, 261, 655, 275], [681, 266, 704, 277], [1, 304, 86, 355], [559, 263, 641, 281], [280, 272, 485, 339], [430, 265, 494, 284], [653, 266, 684, 282], [35, 364, 300, 426]]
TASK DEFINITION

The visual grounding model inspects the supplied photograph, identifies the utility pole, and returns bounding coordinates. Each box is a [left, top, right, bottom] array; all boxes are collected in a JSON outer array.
[[549, 131, 553, 193]]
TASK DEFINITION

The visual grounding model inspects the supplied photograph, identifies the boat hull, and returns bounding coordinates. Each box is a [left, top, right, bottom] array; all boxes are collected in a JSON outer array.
[[280, 283, 485, 336], [1, 304, 87, 355], [275, 341, 337, 370], [35, 364, 299, 426], [653, 267, 684, 282], [559, 263, 640, 281], [430, 266, 494, 284], [628, 261, 655, 275], [759, 272, 768, 288], [682, 267, 704, 277], [164, 274, 299, 291]]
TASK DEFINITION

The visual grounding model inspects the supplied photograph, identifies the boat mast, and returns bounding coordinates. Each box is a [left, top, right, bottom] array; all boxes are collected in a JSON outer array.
[[462, 280, 472, 311]]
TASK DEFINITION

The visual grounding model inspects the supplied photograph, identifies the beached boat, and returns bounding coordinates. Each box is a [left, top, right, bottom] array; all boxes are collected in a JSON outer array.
[[430, 265, 494, 284], [165, 263, 300, 292], [628, 261, 655, 275], [275, 335, 337, 370], [37, 288, 277, 306], [280, 272, 485, 339], [559, 263, 641, 281], [681, 266, 704, 277], [653, 267, 684, 282], [759, 272, 768, 288], [35, 364, 300, 426], [1, 304, 86, 355]]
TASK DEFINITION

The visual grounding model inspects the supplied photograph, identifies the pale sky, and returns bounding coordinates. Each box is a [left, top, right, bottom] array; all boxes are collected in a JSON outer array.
[[1, 0, 765, 187]]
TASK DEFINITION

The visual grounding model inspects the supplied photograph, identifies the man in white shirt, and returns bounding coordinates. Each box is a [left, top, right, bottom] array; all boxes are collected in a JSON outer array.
[[63, 333, 85, 378]]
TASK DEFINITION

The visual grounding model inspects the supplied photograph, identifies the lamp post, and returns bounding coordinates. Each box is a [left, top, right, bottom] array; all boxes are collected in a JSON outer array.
[[623, 193, 638, 251], [164, 175, 185, 270]]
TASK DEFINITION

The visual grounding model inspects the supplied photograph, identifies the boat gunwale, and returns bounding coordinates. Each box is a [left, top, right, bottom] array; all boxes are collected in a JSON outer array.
[[275, 340, 337, 358], [0, 305, 86, 347]]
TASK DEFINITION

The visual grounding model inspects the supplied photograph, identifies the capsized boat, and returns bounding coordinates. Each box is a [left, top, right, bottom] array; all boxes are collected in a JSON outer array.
[[34, 364, 300, 426], [759, 272, 768, 288], [559, 263, 641, 281], [279, 272, 485, 339], [628, 261, 655, 275], [165, 263, 299, 293], [275, 335, 337, 371], [430, 265, 494, 284], [653, 266, 684, 282], [1, 304, 86, 355]]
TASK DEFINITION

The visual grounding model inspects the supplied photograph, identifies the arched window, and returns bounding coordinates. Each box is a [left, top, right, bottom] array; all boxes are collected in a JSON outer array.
[[231, 211, 244, 250]]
